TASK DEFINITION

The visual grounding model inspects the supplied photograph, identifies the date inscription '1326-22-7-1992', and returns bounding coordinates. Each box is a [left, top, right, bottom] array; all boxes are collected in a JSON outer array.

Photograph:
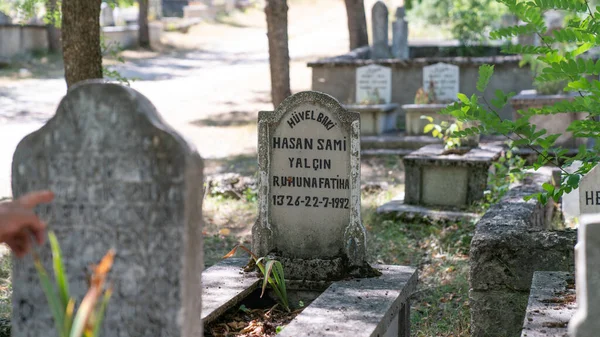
[[270, 108, 351, 210]]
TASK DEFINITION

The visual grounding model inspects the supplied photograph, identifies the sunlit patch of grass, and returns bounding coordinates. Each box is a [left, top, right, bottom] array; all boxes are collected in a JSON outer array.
[[203, 193, 257, 267], [362, 193, 475, 337]]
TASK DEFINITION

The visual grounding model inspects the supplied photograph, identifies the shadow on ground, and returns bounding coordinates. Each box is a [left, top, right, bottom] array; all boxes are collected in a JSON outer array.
[[204, 154, 258, 177], [192, 110, 257, 127]]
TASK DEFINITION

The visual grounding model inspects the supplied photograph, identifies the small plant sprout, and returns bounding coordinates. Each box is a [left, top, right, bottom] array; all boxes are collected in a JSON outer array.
[[32, 231, 115, 337], [421, 116, 467, 150], [223, 245, 290, 312]]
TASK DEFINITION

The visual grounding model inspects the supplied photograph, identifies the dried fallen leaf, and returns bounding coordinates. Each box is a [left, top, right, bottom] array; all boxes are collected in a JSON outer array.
[[219, 228, 231, 236]]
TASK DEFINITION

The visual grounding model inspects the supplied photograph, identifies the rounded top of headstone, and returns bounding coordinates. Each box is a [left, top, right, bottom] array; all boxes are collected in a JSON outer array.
[[270, 91, 358, 126], [373, 1, 388, 12], [18, 80, 199, 158]]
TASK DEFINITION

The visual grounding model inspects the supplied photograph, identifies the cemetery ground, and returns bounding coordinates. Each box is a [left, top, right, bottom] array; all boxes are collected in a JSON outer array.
[[0, 1, 472, 336]]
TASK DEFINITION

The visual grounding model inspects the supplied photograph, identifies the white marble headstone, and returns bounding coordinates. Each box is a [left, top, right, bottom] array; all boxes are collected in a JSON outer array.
[[355, 64, 392, 104], [422, 62, 459, 102], [579, 165, 600, 214]]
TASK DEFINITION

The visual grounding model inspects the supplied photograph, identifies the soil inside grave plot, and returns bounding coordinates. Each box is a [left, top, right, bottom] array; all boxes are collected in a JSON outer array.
[[205, 288, 312, 337]]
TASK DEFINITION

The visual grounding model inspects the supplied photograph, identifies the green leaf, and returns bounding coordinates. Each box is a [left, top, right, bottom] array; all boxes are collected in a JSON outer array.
[[33, 255, 65, 337], [567, 174, 580, 187], [90, 289, 113, 337], [542, 182, 555, 193], [420, 115, 434, 123], [477, 65, 494, 92], [424, 124, 435, 134], [457, 93, 470, 103], [49, 232, 70, 311], [261, 260, 276, 298]]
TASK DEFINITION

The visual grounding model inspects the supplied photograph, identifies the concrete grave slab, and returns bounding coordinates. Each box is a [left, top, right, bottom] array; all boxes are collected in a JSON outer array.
[[11, 81, 204, 337], [403, 144, 502, 208], [521, 271, 576, 337]]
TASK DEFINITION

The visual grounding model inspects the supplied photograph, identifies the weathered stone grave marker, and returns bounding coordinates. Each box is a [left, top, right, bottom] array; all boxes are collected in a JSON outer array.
[[356, 64, 392, 104], [579, 164, 600, 214], [422, 62, 459, 102], [392, 7, 409, 59], [569, 214, 600, 337], [253, 91, 370, 280], [371, 1, 390, 59], [11, 81, 204, 337]]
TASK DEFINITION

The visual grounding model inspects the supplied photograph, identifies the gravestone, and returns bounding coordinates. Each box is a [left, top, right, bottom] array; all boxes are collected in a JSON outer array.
[[100, 2, 115, 27], [371, 1, 390, 59], [0, 11, 12, 24], [253, 91, 371, 281], [422, 62, 459, 102], [392, 7, 409, 59], [11, 81, 204, 337], [355, 64, 392, 104], [569, 214, 600, 337], [579, 165, 600, 214]]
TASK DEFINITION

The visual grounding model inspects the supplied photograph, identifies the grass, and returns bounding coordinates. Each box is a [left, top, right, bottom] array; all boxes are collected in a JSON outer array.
[[362, 186, 473, 336]]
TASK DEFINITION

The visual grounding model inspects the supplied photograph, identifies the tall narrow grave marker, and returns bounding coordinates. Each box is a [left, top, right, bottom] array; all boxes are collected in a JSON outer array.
[[11, 81, 204, 337], [253, 91, 370, 280]]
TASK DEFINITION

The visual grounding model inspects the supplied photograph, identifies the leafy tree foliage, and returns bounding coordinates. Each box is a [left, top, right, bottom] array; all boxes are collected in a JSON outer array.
[[442, 0, 600, 204], [407, 0, 508, 45]]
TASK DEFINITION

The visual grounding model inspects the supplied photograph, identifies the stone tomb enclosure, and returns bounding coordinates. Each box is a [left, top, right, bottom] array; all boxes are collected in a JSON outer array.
[[11, 81, 204, 337], [403, 144, 502, 208], [253, 91, 369, 280], [204, 91, 417, 337]]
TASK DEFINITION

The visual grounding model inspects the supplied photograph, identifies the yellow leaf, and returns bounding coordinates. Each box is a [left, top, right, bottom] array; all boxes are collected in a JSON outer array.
[[219, 228, 231, 236]]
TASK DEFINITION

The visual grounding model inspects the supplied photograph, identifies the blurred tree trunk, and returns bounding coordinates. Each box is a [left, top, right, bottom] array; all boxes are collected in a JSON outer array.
[[46, 0, 61, 53], [265, 0, 291, 108], [344, 0, 368, 50], [62, 0, 103, 88], [139, 0, 150, 48]]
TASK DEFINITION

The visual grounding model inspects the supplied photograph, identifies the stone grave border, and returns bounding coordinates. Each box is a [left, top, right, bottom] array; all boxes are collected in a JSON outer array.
[[469, 167, 577, 337]]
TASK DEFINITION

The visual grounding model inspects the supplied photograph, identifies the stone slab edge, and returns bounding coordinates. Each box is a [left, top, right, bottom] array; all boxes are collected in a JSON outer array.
[[279, 265, 418, 337], [521, 271, 575, 337], [377, 198, 481, 222], [201, 258, 260, 324], [469, 168, 576, 337]]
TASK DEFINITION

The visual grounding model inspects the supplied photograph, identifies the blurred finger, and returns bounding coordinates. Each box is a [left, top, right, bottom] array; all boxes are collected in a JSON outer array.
[[31, 221, 47, 245], [17, 191, 54, 209]]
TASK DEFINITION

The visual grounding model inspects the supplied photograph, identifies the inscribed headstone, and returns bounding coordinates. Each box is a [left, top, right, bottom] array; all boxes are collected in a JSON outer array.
[[253, 91, 367, 280], [11, 81, 203, 337], [371, 1, 390, 59], [422, 62, 459, 102], [579, 164, 600, 214], [392, 7, 409, 59], [100, 2, 115, 26], [568, 214, 600, 337], [355, 64, 392, 104]]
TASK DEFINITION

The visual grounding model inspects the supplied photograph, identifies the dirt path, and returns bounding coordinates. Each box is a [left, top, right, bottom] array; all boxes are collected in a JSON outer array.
[[0, 0, 406, 197]]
